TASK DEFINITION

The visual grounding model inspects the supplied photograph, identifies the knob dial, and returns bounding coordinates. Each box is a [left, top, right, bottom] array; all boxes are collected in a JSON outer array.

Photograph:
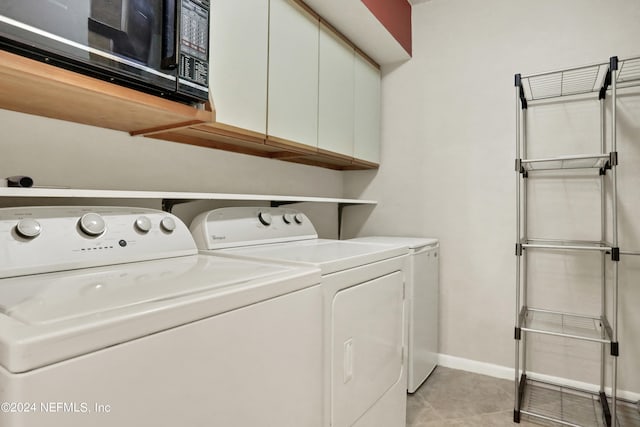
[[16, 219, 41, 238], [294, 213, 304, 224], [258, 212, 272, 226], [135, 216, 152, 233], [79, 213, 106, 236], [283, 213, 294, 224], [160, 217, 176, 232]]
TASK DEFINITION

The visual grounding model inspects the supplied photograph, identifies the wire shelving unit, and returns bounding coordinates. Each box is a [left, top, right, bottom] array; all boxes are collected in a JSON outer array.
[[513, 55, 640, 427]]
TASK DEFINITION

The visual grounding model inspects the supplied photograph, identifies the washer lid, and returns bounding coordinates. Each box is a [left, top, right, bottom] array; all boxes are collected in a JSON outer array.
[[0, 254, 320, 373], [215, 239, 408, 275], [348, 236, 439, 250]]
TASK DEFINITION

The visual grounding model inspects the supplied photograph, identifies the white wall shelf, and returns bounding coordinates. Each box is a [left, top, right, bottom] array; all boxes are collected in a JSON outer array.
[[0, 187, 376, 207]]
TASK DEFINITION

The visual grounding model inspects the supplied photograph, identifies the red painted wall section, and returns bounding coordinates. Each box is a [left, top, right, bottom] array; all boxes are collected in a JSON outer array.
[[361, 0, 412, 56]]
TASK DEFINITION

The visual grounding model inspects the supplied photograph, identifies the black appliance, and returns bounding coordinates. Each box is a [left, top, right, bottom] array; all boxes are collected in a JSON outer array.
[[0, 0, 209, 103]]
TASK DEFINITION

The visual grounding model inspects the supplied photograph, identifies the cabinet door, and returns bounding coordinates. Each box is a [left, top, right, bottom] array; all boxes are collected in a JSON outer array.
[[211, 0, 268, 134], [318, 26, 355, 156], [354, 55, 381, 164], [268, 0, 319, 147]]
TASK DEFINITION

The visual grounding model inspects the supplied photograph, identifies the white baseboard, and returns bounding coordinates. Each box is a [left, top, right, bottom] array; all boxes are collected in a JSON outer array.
[[437, 353, 640, 403]]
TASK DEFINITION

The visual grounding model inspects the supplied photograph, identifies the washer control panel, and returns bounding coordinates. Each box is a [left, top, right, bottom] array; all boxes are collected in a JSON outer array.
[[0, 207, 197, 279], [190, 207, 318, 250]]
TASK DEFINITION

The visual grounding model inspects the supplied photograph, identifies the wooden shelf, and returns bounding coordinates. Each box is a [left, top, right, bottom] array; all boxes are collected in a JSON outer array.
[[147, 125, 378, 170], [0, 187, 377, 206], [0, 49, 378, 171], [0, 50, 212, 133]]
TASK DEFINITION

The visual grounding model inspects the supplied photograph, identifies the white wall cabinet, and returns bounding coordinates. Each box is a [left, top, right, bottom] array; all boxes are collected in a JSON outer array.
[[318, 26, 355, 156], [206, 0, 381, 168], [268, 0, 320, 147], [354, 56, 381, 164], [210, 0, 269, 134]]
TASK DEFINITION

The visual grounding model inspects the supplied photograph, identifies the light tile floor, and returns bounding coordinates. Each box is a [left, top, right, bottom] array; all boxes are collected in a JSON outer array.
[[407, 367, 640, 427], [407, 366, 537, 426]]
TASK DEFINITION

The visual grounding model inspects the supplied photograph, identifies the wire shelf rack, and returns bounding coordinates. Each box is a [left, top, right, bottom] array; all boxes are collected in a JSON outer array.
[[617, 56, 640, 87], [520, 55, 640, 101], [521, 378, 640, 427], [522, 239, 612, 253], [521, 308, 612, 343], [521, 154, 610, 172], [523, 63, 609, 101]]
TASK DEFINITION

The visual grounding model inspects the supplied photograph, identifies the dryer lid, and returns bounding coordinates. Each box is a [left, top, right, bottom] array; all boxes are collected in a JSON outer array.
[[215, 239, 408, 275]]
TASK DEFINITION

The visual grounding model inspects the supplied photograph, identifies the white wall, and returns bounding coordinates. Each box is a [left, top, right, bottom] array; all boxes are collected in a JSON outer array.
[[0, 109, 343, 237], [343, 0, 640, 394]]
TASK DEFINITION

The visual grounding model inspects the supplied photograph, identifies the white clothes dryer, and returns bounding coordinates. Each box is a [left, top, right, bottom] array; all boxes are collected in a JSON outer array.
[[190, 207, 410, 427], [349, 236, 439, 393], [0, 206, 323, 427]]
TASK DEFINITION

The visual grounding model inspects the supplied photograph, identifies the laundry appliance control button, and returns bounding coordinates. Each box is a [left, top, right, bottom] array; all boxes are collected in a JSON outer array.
[[135, 216, 152, 233], [283, 213, 294, 224], [79, 213, 106, 236], [16, 219, 41, 238], [258, 212, 272, 226], [294, 213, 304, 224], [160, 217, 176, 232]]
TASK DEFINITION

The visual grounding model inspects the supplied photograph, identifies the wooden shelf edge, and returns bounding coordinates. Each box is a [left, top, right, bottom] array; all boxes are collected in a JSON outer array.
[[147, 121, 377, 171], [348, 158, 379, 169], [149, 131, 271, 159], [0, 50, 211, 133], [317, 148, 354, 163], [194, 122, 267, 143], [266, 135, 319, 155]]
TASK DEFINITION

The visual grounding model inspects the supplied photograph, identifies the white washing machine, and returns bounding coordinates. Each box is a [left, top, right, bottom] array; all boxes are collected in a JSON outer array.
[[349, 236, 439, 393], [0, 206, 324, 427], [190, 207, 410, 427]]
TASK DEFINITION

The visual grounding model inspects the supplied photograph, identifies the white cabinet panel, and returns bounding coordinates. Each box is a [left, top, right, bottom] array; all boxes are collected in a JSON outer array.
[[211, 0, 268, 134], [268, 0, 319, 147], [354, 56, 381, 164], [318, 26, 355, 156]]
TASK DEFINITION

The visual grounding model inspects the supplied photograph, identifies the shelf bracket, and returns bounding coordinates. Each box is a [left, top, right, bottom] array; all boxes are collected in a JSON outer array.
[[601, 316, 614, 342], [270, 201, 297, 208], [611, 342, 619, 357], [611, 247, 620, 261], [513, 373, 527, 423], [610, 56, 619, 71], [600, 391, 612, 427], [515, 243, 523, 256], [515, 74, 528, 109], [338, 203, 359, 240], [609, 151, 618, 167]]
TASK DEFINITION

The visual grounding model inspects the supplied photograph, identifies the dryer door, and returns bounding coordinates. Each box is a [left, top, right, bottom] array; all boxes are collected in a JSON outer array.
[[331, 271, 404, 427]]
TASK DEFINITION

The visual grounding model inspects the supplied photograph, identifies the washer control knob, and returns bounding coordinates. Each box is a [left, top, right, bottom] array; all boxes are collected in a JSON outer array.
[[16, 219, 41, 238], [294, 213, 304, 224], [160, 217, 176, 233], [79, 213, 106, 236], [135, 216, 152, 233], [283, 213, 294, 224], [258, 212, 272, 226]]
